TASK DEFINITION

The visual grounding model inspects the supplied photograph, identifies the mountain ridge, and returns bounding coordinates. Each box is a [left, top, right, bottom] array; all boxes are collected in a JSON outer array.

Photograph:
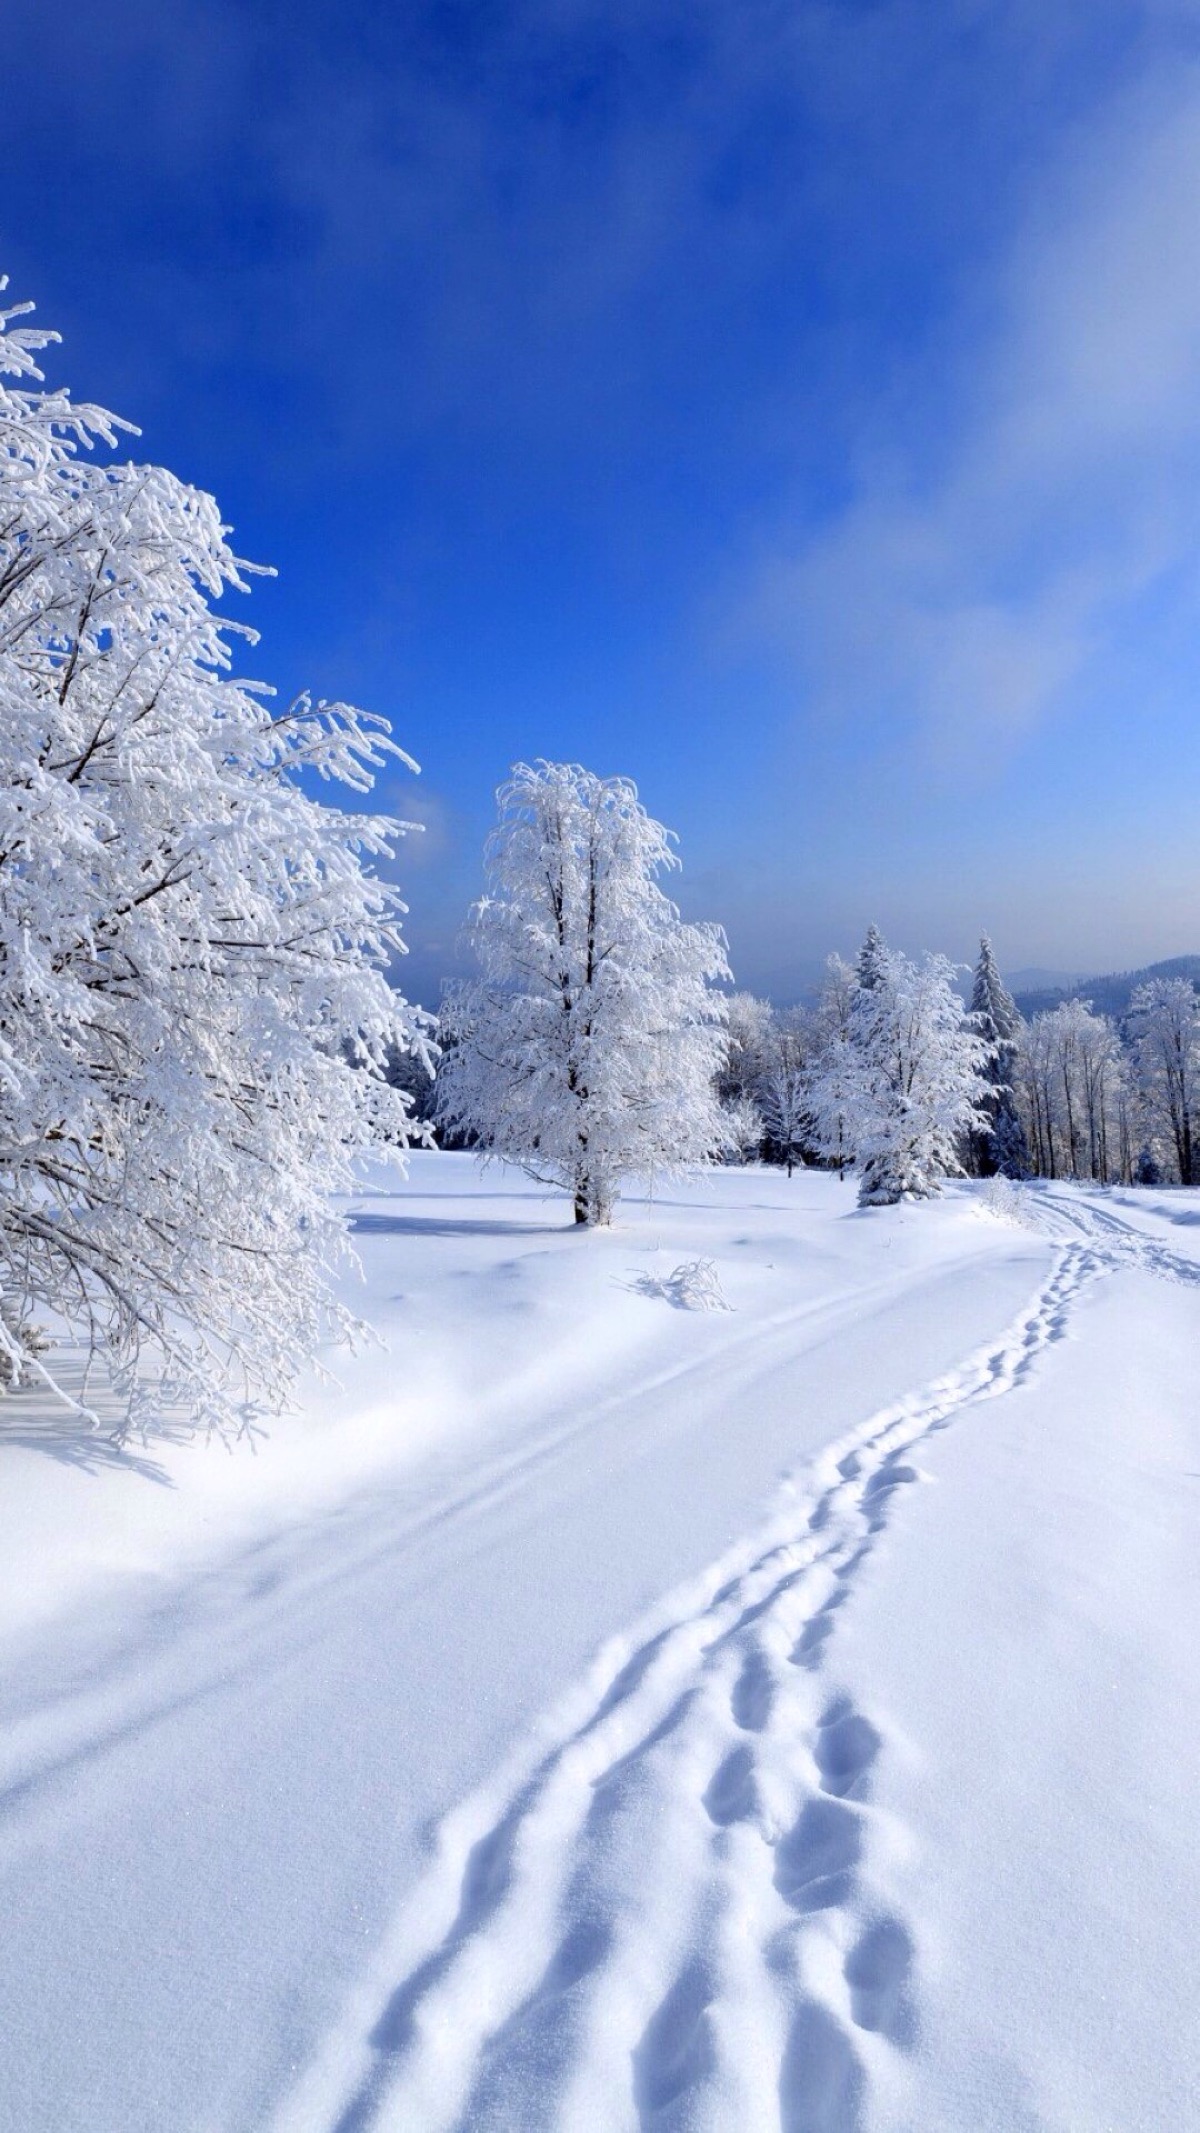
[[1012, 955, 1200, 1022]]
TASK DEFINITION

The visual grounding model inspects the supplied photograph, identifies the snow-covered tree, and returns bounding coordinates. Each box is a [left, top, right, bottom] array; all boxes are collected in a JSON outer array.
[[719, 1092, 765, 1164], [713, 990, 772, 1161], [0, 286, 428, 1435], [1012, 1000, 1132, 1183], [803, 953, 858, 1178], [991, 1091, 1033, 1180], [1013, 1011, 1059, 1179], [810, 947, 989, 1205], [758, 1018, 808, 1176], [967, 936, 1029, 1177], [718, 991, 775, 1106], [436, 761, 730, 1224], [856, 923, 889, 992], [1128, 977, 1200, 1185]]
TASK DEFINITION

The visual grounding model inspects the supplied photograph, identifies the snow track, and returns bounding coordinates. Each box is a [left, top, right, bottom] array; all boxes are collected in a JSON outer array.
[[275, 1244, 1102, 2133], [1031, 1185, 1200, 1287]]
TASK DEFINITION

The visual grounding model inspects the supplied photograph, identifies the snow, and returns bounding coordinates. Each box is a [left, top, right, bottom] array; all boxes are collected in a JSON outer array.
[[0, 1154, 1197, 2131]]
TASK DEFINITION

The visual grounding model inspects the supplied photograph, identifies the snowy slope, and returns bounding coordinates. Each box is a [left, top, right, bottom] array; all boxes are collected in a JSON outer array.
[[0, 1158, 1196, 2132]]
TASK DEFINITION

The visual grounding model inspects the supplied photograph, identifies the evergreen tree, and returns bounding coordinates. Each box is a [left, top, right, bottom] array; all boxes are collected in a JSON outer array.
[[808, 948, 990, 1206], [757, 1018, 807, 1176], [856, 923, 889, 992], [991, 1091, 1032, 1180], [968, 936, 1029, 1177], [970, 936, 1023, 1049]]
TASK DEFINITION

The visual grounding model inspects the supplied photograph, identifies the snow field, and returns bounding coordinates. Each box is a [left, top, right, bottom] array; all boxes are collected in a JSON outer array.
[[0, 1159, 1197, 2131]]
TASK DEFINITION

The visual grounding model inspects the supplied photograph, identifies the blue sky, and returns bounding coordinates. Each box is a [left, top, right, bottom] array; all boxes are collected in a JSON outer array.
[[7, 0, 1200, 1002]]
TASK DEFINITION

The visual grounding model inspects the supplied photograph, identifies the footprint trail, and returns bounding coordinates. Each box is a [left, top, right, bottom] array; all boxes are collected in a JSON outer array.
[[274, 1245, 1099, 2133]]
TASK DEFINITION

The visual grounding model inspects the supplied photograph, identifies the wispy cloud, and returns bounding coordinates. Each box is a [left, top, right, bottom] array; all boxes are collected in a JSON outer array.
[[746, 56, 1200, 766]]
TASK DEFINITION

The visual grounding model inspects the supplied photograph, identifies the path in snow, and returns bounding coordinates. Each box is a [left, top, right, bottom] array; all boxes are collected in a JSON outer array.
[[274, 1238, 1107, 2133]]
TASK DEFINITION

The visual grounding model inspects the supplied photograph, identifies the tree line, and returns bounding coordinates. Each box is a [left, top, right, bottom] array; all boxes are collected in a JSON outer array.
[[426, 769, 1200, 1210], [717, 955, 1200, 1191]]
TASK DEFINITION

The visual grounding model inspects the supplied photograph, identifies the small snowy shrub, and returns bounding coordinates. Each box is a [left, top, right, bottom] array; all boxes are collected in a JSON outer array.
[[978, 1176, 1040, 1230], [637, 1259, 732, 1311]]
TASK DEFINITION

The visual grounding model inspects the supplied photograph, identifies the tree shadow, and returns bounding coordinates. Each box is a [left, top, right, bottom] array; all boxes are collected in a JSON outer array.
[[0, 1409, 173, 1484], [350, 1213, 571, 1240]]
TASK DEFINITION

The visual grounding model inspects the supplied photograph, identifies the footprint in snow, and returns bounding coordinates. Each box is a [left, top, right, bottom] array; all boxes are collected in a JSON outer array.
[[814, 1699, 881, 1800], [633, 1959, 718, 2123], [773, 1794, 863, 1913], [779, 2000, 866, 2133], [844, 1915, 917, 2049], [702, 1743, 759, 1828], [730, 1645, 775, 1732]]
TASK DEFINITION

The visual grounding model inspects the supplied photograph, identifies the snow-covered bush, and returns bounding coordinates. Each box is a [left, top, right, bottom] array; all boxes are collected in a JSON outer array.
[[437, 761, 729, 1225], [0, 286, 427, 1435], [636, 1258, 732, 1310]]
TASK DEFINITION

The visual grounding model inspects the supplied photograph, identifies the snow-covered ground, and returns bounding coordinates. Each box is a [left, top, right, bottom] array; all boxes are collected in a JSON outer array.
[[1, 1154, 1197, 2132]]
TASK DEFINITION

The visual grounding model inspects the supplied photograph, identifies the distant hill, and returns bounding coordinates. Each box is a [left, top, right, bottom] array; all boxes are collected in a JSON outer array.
[[1003, 966, 1085, 997], [1013, 956, 1200, 1022]]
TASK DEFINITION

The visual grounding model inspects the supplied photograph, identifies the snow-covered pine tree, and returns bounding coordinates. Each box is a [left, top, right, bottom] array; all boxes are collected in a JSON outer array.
[[835, 948, 990, 1205], [968, 935, 1029, 1177], [971, 936, 1022, 1052], [856, 923, 888, 991], [991, 1094, 1032, 1180], [0, 286, 428, 1435], [436, 761, 729, 1224], [757, 1018, 807, 1176]]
